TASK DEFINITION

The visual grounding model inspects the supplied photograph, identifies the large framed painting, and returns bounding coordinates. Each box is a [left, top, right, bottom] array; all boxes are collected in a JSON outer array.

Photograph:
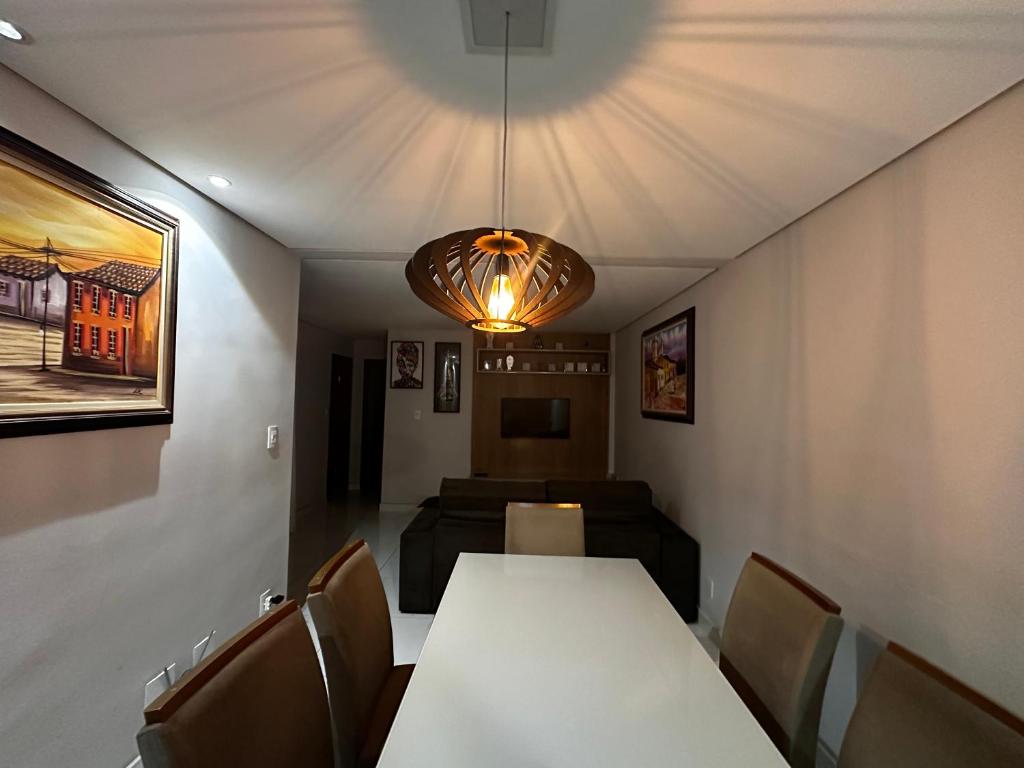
[[0, 128, 178, 438], [390, 340, 423, 389], [641, 307, 694, 423], [433, 341, 461, 413]]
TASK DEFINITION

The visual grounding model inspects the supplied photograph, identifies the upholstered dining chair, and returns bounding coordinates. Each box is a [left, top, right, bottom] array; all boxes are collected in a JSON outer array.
[[838, 642, 1024, 768], [306, 539, 414, 768], [136, 600, 333, 768], [719, 553, 843, 768], [505, 502, 585, 556]]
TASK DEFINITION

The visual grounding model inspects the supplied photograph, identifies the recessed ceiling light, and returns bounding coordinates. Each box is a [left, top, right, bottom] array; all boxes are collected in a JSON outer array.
[[0, 19, 25, 41], [207, 175, 232, 189]]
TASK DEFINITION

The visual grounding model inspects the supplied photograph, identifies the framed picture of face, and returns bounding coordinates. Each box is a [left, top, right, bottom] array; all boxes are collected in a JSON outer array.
[[433, 341, 461, 413], [641, 306, 694, 423], [390, 340, 424, 389], [0, 127, 179, 438]]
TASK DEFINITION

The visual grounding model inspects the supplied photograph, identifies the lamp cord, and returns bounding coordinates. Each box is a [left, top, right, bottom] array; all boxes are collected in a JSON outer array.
[[499, 9, 510, 277]]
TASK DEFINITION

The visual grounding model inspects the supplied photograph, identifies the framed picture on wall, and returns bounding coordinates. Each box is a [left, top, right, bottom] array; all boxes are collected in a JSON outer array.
[[390, 340, 423, 389], [641, 307, 694, 423], [433, 341, 461, 413], [0, 127, 179, 439]]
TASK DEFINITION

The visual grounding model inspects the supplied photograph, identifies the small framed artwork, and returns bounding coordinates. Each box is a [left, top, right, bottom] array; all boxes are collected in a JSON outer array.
[[433, 342, 461, 412], [0, 127, 179, 438], [564, 362, 575, 373], [390, 340, 423, 389], [578, 362, 588, 373], [641, 306, 694, 423]]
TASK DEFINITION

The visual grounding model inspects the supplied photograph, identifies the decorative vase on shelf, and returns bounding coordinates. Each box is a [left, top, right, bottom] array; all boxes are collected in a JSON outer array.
[[486, 332, 495, 349], [532, 335, 544, 350], [496, 358, 504, 371], [506, 354, 515, 371]]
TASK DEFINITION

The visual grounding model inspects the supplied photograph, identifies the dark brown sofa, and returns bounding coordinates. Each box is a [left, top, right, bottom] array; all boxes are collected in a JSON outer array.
[[399, 478, 700, 621]]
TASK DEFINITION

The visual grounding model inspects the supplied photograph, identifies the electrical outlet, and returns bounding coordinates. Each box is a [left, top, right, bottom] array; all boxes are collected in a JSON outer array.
[[144, 663, 176, 708], [258, 588, 273, 617], [192, 631, 216, 667]]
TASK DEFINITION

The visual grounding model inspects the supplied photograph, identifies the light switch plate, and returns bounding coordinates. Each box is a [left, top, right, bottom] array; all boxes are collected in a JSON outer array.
[[266, 425, 279, 450]]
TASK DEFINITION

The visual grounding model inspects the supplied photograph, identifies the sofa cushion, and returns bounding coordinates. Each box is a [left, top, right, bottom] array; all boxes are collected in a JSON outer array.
[[546, 480, 652, 514], [440, 477, 547, 514]]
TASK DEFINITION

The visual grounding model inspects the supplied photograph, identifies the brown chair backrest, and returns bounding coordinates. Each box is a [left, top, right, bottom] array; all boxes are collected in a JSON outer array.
[[720, 553, 843, 768], [838, 642, 1024, 768], [137, 600, 333, 768], [504, 502, 585, 556], [306, 539, 393, 768]]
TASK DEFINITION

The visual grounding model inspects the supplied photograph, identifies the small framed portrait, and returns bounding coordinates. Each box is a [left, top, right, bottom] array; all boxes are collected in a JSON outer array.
[[433, 342, 461, 412], [390, 340, 423, 389]]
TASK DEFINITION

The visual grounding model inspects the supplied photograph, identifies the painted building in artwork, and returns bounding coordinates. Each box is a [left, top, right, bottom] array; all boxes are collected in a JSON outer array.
[[0, 254, 67, 326], [62, 260, 162, 378]]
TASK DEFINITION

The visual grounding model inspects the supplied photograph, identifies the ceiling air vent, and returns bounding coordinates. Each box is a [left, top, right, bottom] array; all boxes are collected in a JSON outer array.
[[460, 0, 554, 54]]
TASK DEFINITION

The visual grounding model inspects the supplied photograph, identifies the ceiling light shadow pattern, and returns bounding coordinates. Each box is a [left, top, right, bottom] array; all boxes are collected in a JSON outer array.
[[603, 89, 791, 225], [634, 61, 903, 153], [40, 1, 357, 41], [132, 57, 373, 137], [653, 9, 1024, 52], [357, 0, 661, 116]]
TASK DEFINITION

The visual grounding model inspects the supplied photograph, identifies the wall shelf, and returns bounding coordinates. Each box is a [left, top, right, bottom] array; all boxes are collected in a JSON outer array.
[[476, 345, 610, 376]]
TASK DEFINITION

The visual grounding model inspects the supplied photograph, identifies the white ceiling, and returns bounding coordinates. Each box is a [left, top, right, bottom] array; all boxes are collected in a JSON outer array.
[[2, 0, 1022, 335]]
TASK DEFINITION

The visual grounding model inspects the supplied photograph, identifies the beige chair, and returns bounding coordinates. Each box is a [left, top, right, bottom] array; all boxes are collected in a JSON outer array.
[[720, 553, 843, 768], [306, 539, 414, 768], [838, 642, 1024, 768], [137, 600, 333, 768], [504, 502, 585, 556]]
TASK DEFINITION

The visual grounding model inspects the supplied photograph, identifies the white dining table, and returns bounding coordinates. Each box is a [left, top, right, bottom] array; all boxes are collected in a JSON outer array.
[[377, 553, 788, 767]]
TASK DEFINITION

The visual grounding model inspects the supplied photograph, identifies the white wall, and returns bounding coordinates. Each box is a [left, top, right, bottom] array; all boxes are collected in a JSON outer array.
[[381, 328, 473, 507], [291, 320, 351, 526], [0, 67, 299, 768], [615, 82, 1024, 757], [349, 337, 387, 489]]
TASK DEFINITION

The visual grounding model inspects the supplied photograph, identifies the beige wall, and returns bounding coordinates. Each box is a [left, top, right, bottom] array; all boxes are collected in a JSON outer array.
[[0, 68, 300, 768], [614, 82, 1024, 756], [381, 328, 473, 506]]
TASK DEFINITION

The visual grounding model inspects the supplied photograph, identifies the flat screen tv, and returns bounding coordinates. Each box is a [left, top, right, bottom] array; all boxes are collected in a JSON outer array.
[[501, 397, 570, 439]]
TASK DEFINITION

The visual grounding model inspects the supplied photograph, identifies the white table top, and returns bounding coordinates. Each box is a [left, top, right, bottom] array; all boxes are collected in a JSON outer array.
[[378, 554, 788, 768]]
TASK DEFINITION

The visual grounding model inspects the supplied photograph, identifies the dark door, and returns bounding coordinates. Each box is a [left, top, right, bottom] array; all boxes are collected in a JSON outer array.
[[359, 358, 386, 499], [326, 354, 353, 503]]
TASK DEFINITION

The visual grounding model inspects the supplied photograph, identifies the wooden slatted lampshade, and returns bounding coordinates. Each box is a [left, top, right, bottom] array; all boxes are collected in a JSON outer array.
[[405, 227, 595, 333]]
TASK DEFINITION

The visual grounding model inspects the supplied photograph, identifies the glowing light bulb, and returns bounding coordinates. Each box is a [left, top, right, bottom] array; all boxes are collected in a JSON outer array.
[[487, 273, 515, 322]]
